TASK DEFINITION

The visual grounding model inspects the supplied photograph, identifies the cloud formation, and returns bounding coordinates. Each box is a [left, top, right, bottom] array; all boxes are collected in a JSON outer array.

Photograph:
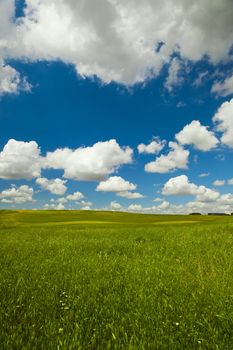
[[96, 176, 136, 192], [0, 185, 34, 204], [36, 177, 67, 195], [45, 139, 133, 180], [0, 0, 232, 88], [162, 175, 220, 202], [137, 138, 165, 155], [0, 139, 41, 179], [145, 142, 189, 173], [212, 74, 233, 97], [213, 98, 233, 148], [175, 120, 218, 151]]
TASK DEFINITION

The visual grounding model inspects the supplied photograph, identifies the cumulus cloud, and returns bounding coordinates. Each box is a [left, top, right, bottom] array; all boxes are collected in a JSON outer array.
[[199, 172, 210, 178], [228, 178, 233, 185], [96, 176, 136, 192], [137, 137, 165, 154], [66, 192, 84, 201], [175, 120, 218, 151], [45, 139, 133, 180], [162, 175, 199, 196], [145, 142, 189, 173], [0, 63, 31, 95], [164, 57, 184, 92], [213, 180, 225, 187], [96, 176, 144, 199], [162, 175, 220, 202], [213, 98, 233, 148], [110, 201, 123, 211], [0, 185, 34, 204], [0, 0, 233, 88], [0, 138, 132, 181], [0, 139, 41, 179], [117, 191, 144, 199], [36, 177, 67, 195], [43, 203, 65, 210], [128, 204, 143, 212], [212, 74, 233, 97]]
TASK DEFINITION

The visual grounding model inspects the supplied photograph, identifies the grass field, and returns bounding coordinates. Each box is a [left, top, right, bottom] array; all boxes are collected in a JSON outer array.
[[0, 210, 233, 349]]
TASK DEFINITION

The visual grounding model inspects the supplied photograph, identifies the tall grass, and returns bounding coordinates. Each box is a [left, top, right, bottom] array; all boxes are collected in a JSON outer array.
[[0, 211, 233, 349]]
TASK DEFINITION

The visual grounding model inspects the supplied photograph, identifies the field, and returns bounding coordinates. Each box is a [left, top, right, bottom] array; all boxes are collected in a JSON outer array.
[[0, 210, 233, 349]]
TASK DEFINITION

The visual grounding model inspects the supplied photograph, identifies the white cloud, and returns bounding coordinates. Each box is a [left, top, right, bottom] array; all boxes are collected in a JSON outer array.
[[213, 98, 233, 148], [196, 188, 220, 203], [80, 200, 92, 207], [0, 139, 41, 179], [44, 203, 65, 210], [162, 175, 199, 196], [164, 57, 184, 92], [45, 139, 133, 180], [0, 63, 31, 95], [213, 180, 225, 187], [228, 178, 233, 185], [96, 176, 136, 192], [212, 74, 233, 97], [117, 191, 144, 199], [36, 177, 67, 195], [199, 172, 210, 178], [145, 142, 189, 173], [0, 0, 232, 88], [162, 174, 220, 202], [0, 138, 133, 181], [0, 185, 34, 204], [66, 192, 84, 201], [56, 197, 68, 204], [153, 197, 163, 202], [137, 137, 165, 155], [175, 120, 218, 151], [110, 201, 122, 211], [128, 204, 143, 212]]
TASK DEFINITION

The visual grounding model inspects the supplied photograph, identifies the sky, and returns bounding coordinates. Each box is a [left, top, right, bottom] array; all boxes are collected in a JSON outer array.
[[0, 0, 233, 214]]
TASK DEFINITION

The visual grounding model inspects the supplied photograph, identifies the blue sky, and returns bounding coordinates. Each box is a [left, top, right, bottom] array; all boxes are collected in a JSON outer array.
[[0, 0, 233, 213]]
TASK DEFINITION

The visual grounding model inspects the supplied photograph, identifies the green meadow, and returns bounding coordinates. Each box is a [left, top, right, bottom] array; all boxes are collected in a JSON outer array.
[[0, 210, 233, 349]]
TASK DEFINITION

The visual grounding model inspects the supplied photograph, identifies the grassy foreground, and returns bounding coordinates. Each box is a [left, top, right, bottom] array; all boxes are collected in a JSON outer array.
[[0, 210, 233, 349]]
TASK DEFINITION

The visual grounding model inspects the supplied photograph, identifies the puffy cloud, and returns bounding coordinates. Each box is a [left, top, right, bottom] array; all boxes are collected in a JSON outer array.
[[212, 74, 233, 97], [110, 201, 123, 211], [175, 120, 218, 151], [196, 188, 220, 203], [0, 139, 41, 179], [213, 98, 233, 147], [66, 192, 84, 201], [228, 178, 233, 185], [199, 172, 210, 178], [162, 175, 220, 202], [145, 142, 189, 173], [137, 137, 165, 154], [96, 176, 136, 192], [153, 197, 163, 202], [0, 185, 34, 204], [0, 138, 132, 181], [117, 191, 144, 199], [213, 180, 225, 187], [45, 139, 133, 180], [0, 63, 31, 95], [36, 177, 67, 195], [44, 203, 65, 210], [162, 175, 199, 196], [80, 200, 92, 207], [186, 193, 233, 214], [0, 0, 233, 87], [128, 204, 143, 212], [164, 57, 184, 92]]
